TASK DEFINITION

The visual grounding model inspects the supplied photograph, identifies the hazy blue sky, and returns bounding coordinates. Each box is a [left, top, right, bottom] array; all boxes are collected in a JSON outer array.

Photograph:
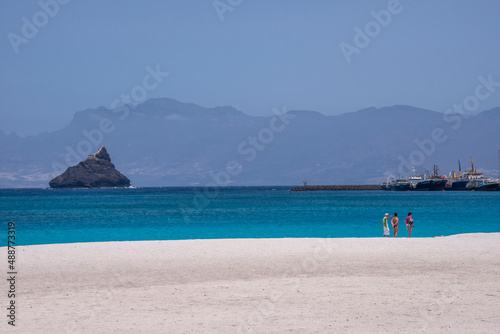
[[1, 0, 499, 136]]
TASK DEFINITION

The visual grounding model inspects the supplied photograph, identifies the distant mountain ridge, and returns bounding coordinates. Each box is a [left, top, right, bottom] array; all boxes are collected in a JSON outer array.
[[0, 98, 499, 188]]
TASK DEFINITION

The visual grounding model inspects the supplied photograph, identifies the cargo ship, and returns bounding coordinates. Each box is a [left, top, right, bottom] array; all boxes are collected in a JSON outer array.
[[381, 178, 411, 191], [382, 158, 498, 191], [446, 160, 469, 190], [410, 165, 447, 191], [382, 166, 447, 191], [466, 179, 499, 191], [448, 158, 499, 191]]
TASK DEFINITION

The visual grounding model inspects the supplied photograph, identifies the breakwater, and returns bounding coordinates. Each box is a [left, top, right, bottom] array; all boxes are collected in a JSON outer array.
[[290, 185, 382, 191]]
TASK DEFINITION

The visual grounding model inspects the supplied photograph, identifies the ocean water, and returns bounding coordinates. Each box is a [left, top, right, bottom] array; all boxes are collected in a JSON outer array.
[[1, 187, 499, 246]]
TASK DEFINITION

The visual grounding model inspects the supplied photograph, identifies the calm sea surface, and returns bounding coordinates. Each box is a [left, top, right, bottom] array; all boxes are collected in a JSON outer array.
[[1, 187, 499, 246]]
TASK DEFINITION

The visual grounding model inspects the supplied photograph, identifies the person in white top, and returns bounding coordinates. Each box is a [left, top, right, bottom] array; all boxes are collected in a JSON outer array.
[[382, 213, 392, 237]]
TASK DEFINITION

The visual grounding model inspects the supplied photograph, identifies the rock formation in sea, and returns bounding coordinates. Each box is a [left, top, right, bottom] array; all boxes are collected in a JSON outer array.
[[49, 146, 131, 188]]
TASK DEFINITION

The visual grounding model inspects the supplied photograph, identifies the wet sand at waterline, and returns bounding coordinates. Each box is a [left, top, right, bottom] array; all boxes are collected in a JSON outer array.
[[2, 234, 500, 333]]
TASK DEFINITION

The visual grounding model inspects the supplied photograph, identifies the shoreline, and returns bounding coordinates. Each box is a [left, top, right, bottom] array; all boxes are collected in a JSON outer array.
[[2, 231, 495, 248], [2, 233, 499, 333]]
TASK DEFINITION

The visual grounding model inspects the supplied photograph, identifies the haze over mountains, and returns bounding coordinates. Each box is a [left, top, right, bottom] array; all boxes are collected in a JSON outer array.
[[0, 98, 499, 188]]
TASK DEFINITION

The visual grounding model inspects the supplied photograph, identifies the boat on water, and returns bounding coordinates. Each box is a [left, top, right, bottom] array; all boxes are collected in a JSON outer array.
[[382, 158, 499, 192], [466, 179, 499, 191], [447, 179, 469, 190], [381, 178, 411, 191], [382, 166, 447, 191], [461, 158, 499, 191], [411, 178, 448, 191], [446, 160, 469, 190], [410, 165, 447, 191]]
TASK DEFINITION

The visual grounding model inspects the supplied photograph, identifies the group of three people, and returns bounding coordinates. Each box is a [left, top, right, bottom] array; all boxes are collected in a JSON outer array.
[[383, 212, 414, 238]]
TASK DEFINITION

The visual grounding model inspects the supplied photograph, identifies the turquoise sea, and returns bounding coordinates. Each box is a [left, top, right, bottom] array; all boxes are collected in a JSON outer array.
[[1, 187, 500, 247]]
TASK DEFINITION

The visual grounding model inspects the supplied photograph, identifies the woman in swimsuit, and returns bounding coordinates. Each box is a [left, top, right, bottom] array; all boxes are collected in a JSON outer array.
[[406, 212, 414, 238], [391, 212, 399, 238]]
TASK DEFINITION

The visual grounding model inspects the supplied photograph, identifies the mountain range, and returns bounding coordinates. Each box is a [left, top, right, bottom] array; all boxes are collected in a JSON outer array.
[[1, 98, 499, 188]]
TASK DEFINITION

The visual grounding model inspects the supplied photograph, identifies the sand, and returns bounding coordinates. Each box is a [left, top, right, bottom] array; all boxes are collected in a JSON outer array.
[[1, 233, 500, 333]]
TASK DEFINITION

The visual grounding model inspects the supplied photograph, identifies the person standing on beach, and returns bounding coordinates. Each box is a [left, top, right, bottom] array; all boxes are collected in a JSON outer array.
[[383, 213, 392, 237], [406, 212, 414, 238], [391, 213, 399, 238]]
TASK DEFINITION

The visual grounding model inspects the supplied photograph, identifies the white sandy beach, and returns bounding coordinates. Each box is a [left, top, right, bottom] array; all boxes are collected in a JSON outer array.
[[2, 233, 500, 333]]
